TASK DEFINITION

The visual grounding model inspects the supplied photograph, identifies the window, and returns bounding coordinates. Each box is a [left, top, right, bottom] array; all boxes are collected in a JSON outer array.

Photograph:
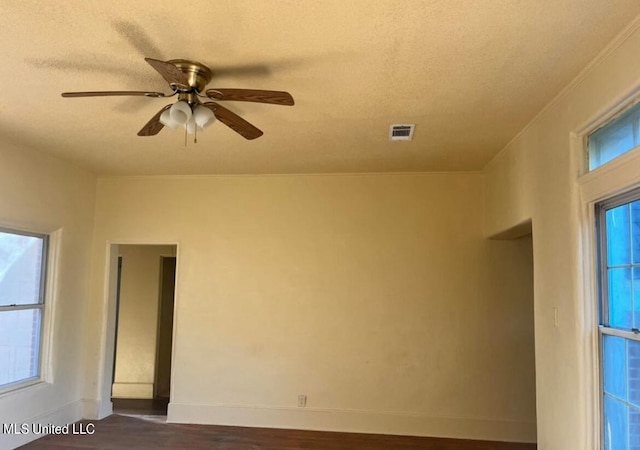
[[589, 101, 640, 170], [596, 193, 640, 449], [0, 228, 48, 391]]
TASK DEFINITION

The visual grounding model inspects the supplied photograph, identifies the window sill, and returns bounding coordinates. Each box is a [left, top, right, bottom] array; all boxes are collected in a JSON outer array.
[[0, 377, 46, 398]]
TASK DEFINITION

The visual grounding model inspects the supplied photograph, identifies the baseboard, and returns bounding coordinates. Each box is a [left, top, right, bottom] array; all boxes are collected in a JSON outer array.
[[0, 400, 83, 450], [111, 382, 154, 399], [82, 398, 112, 420], [167, 402, 537, 443]]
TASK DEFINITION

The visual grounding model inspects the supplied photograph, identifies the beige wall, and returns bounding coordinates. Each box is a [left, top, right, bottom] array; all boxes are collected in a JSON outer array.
[[112, 245, 175, 399], [85, 173, 536, 442], [482, 17, 640, 450], [0, 141, 96, 449]]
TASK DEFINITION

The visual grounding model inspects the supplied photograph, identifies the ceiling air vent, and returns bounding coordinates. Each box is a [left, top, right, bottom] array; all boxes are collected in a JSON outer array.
[[389, 124, 415, 141]]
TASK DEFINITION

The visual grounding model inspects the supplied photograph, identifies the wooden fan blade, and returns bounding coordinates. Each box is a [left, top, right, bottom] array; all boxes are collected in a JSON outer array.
[[138, 104, 172, 136], [62, 91, 166, 98], [203, 102, 263, 140], [145, 58, 190, 89], [206, 89, 294, 106]]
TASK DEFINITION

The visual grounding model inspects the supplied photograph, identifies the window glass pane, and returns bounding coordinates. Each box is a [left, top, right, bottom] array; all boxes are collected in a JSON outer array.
[[604, 334, 627, 400], [0, 231, 44, 307], [607, 205, 631, 267], [604, 395, 629, 450], [591, 122, 635, 170], [630, 340, 640, 409], [631, 406, 640, 450], [634, 268, 640, 330], [0, 308, 41, 387], [609, 268, 633, 328], [589, 102, 640, 171], [631, 201, 640, 264]]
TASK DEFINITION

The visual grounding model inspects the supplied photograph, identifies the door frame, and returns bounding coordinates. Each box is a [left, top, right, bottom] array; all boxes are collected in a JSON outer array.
[[97, 241, 180, 419], [154, 255, 177, 399]]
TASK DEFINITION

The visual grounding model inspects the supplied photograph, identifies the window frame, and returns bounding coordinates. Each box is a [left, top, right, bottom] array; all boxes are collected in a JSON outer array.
[[574, 85, 640, 450], [588, 99, 640, 171], [595, 191, 640, 450], [0, 226, 49, 393]]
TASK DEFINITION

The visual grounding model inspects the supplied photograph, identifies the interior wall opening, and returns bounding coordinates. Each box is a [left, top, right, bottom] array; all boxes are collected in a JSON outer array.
[[488, 220, 537, 431], [109, 244, 177, 416]]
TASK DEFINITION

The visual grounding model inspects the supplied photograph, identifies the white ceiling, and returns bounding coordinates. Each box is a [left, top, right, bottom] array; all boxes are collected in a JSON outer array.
[[1, 1, 639, 175]]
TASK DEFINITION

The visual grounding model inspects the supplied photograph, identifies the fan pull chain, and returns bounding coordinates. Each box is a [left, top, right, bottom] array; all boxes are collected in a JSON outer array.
[[182, 125, 198, 146]]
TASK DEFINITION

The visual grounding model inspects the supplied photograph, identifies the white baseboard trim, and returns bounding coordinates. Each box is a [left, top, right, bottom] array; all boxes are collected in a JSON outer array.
[[0, 400, 83, 450], [167, 402, 536, 443], [82, 398, 112, 420], [111, 382, 153, 399]]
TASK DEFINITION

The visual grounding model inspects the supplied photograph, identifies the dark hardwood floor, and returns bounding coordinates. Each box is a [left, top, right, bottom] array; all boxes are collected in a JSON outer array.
[[112, 397, 169, 415], [19, 414, 536, 449]]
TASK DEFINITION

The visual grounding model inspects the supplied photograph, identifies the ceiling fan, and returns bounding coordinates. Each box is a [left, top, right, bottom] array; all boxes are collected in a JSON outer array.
[[61, 58, 294, 140]]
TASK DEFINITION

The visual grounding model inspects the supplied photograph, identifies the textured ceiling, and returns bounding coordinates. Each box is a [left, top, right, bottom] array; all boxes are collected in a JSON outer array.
[[1, 1, 639, 175]]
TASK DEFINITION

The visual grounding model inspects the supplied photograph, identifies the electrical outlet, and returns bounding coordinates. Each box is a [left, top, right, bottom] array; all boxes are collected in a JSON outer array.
[[298, 395, 307, 407]]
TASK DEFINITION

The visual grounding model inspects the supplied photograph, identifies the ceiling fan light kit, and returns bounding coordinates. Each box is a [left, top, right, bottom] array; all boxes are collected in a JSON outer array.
[[169, 100, 192, 125], [159, 109, 180, 130], [61, 58, 294, 142], [194, 105, 216, 129], [159, 101, 216, 135]]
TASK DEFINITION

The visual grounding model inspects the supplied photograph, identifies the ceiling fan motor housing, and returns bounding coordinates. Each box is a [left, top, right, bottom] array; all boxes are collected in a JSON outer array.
[[169, 59, 212, 93]]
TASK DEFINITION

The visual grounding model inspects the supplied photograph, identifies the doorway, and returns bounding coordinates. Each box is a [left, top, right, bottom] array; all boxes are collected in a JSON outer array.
[[154, 256, 175, 399], [110, 244, 177, 416]]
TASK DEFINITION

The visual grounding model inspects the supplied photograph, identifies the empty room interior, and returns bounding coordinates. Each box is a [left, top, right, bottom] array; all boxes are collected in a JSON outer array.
[[2, 1, 640, 449]]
